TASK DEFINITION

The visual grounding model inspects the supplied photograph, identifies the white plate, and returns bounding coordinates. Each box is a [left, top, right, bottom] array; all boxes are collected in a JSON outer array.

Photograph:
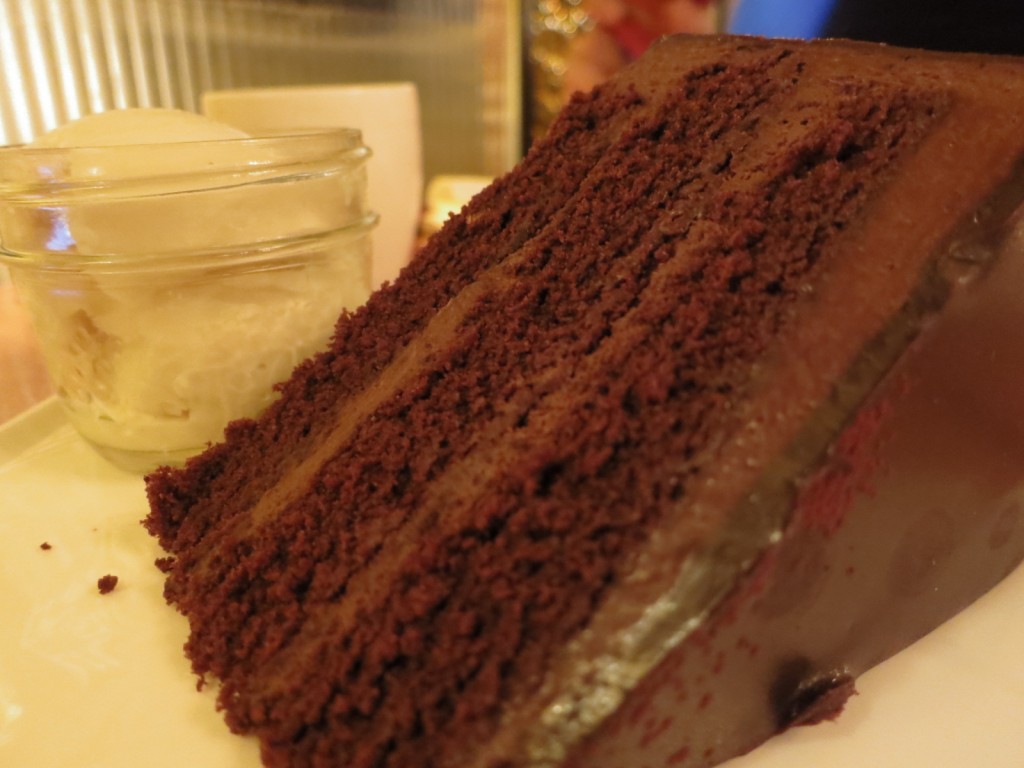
[[1, 400, 1023, 768], [0, 400, 259, 768]]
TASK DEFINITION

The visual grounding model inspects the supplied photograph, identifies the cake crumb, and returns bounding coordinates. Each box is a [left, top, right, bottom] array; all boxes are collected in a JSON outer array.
[[155, 556, 176, 573], [97, 574, 119, 594], [40, 542, 52, 550]]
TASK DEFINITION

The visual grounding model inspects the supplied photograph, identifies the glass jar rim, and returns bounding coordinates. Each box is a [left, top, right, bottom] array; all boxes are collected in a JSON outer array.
[[0, 125, 364, 156], [0, 127, 370, 193], [0, 211, 378, 275]]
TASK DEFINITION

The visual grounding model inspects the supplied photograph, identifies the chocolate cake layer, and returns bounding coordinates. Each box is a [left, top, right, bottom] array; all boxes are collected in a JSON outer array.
[[146, 35, 1024, 768]]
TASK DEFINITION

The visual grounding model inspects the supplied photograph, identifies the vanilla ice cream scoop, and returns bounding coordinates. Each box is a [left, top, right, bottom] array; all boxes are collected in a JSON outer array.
[[31, 107, 250, 148]]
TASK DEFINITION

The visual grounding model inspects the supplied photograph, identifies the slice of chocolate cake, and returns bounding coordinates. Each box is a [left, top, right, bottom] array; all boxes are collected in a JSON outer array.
[[145, 35, 1024, 768]]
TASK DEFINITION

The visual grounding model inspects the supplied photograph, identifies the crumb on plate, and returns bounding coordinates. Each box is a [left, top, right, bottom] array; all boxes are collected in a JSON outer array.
[[97, 574, 119, 594]]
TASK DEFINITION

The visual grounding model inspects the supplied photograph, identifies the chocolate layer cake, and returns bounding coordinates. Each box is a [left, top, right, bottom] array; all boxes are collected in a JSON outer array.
[[146, 35, 1024, 768]]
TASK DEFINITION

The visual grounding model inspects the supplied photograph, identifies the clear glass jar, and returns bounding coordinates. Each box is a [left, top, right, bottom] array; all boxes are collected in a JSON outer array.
[[0, 129, 375, 473]]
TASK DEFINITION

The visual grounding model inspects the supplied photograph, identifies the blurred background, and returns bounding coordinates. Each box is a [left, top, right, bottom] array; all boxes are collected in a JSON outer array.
[[0, 0, 520, 182]]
